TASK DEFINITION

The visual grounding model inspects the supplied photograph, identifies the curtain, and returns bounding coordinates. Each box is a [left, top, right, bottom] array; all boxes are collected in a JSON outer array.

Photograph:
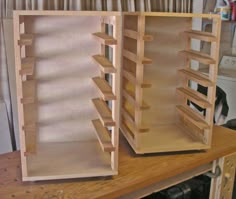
[[0, 0, 194, 152]]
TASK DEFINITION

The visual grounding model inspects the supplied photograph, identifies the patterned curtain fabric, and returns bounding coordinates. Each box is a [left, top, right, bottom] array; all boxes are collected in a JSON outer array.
[[0, 0, 193, 152]]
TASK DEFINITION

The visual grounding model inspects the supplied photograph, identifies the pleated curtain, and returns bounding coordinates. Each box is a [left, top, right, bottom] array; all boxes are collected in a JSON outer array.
[[0, 0, 195, 152]]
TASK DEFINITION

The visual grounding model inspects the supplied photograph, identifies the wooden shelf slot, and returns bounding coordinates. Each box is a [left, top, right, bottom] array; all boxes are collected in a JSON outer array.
[[178, 68, 214, 87], [123, 70, 152, 88], [123, 49, 152, 65], [21, 80, 36, 104], [19, 57, 35, 76], [122, 108, 149, 133], [92, 55, 116, 74], [92, 32, 117, 45], [124, 29, 153, 41], [92, 98, 115, 127], [176, 105, 209, 130], [92, 119, 115, 152], [92, 77, 116, 101], [123, 89, 150, 110], [179, 50, 216, 65], [176, 87, 211, 109], [182, 30, 217, 42], [18, 34, 33, 46]]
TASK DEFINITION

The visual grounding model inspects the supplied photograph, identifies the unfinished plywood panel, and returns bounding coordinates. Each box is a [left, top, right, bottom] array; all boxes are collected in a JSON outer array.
[[14, 11, 120, 181], [121, 12, 221, 154]]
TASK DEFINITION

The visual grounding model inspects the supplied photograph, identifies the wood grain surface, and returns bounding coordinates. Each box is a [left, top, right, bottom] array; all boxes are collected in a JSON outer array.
[[0, 126, 236, 199]]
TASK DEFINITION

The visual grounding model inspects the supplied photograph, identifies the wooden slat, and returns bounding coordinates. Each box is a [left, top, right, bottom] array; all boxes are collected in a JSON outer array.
[[176, 87, 211, 108], [92, 32, 117, 45], [23, 125, 37, 156], [183, 30, 217, 42], [179, 50, 216, 65], [92, 77, 116, 100], [124, 29, 153, 41], [19, 57, 35, 76], [123, 89, 150, 110], [124, 29, 138, 40], [92, 119, 115, 152], [92, 98, 115, 127], [123, 70, 151, 88], [176, 105, 209, 130], [21, 80, 36, 104], [122, 108, 149, 133], [18, 34, 33, 46], [123, 49, 152, 64], [179, 68, 214, 87], [142, 57, 152, 64], [92, 55, 116, 73]]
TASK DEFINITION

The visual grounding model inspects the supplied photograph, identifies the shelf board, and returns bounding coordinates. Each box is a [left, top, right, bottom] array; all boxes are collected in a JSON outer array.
[[21, 80, 36, 104], [19, 57, 35, 76], [26, 141, 116, 181], [123, 89, 150, 110], [183, 30, 217, 42], [179, 50, 216, 65], [123, 49, 152, 65], [176, 105, 209, 130], [135, 124, 209, 154], [92, 119, 115, 152], [176, 87, 211, 109], [123, 70, 152, 88], [179, 68, 214, 87], [124, 29, 153, 41], [92, 77, 116, 101], [92, 98, 115, 127], [18, 34, 33, 46], [92, 55, 116, 74], [92, 32, 117, 45]]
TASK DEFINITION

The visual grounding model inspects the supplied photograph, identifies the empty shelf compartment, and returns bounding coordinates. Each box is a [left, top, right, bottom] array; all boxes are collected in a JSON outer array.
[[92, 55, 116, 73], [179, 50, 216, 65], [176, 87, 211, 109], [92, 77, 116, 100], [92, 119, 115, 152], [179, 68, 214, 87], [176, 105, 209, 130], [182, 30, 217, 42], [92, 98, 115, 127], [92, 32, 117, 45]]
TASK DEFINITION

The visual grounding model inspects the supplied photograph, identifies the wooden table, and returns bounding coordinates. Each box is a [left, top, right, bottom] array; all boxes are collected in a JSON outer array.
[[0, 126, 236, 199]]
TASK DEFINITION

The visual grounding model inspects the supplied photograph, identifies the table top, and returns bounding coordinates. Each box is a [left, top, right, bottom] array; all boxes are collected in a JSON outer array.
[[1, 126, 236, 199]]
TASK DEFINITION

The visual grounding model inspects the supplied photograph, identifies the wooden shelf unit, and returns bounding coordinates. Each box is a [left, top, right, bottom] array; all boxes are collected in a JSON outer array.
[[14, 11, 120, 181], [121, 12, 221, 154]]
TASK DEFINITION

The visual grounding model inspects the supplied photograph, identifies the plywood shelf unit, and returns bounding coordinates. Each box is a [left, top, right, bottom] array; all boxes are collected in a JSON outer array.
[[121, 12, 221, 154], [14, 11, 120, 181]]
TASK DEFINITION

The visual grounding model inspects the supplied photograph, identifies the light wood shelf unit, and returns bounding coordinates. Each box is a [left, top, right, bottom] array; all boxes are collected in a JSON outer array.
[[14, 11, 120, 181], [121, 12, 221, 154]]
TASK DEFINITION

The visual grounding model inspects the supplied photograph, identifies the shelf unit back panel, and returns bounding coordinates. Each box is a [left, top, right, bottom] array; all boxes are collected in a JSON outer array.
[[25, 16, 100, 143], [143, 16, 190, 127]]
